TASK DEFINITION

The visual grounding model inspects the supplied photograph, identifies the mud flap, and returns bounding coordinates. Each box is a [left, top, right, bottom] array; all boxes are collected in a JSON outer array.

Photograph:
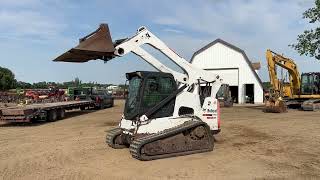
[[54, 24, 115, 62]]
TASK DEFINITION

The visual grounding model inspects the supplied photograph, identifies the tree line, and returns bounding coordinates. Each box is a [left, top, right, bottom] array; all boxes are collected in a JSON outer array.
[[15, 80, 116, 89], [0, 66, 123, 91]]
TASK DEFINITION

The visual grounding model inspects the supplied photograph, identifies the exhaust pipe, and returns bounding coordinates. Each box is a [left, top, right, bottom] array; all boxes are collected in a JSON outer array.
[[53, 24, 115, 63]]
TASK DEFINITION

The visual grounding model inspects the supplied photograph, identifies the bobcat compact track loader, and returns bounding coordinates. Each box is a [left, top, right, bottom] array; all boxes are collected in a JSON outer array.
[[54, 24, 223, 160]]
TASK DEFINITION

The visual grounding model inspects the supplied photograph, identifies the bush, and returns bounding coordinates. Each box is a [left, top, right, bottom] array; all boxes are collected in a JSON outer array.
[[0, 66, 16, 91]]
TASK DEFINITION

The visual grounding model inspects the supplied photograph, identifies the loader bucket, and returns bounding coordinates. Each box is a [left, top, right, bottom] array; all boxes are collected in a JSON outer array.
[[54, 24, 115, 62]]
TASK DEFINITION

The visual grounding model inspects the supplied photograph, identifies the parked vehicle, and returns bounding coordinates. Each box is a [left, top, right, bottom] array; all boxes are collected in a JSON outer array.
[[216, 84, 233, 107], [92, 89, 114, 109], [0, 100, 95, 122], [68, 87, 114, 109]]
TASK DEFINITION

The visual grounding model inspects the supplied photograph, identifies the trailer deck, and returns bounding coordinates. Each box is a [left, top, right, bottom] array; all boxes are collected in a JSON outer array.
[[0, 100, 94, 122]]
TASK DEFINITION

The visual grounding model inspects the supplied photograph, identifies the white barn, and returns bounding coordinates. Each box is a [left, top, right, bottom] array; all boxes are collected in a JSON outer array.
[[191, 39, 264, 104]]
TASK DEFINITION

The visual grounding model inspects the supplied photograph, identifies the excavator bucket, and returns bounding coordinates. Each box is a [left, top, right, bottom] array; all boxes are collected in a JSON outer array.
[[264, 98, 287, 113], [53, 24, 115, 62]]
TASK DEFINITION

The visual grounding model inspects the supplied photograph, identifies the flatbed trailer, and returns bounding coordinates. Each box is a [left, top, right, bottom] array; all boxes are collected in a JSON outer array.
[[0, 100, 95, 123]]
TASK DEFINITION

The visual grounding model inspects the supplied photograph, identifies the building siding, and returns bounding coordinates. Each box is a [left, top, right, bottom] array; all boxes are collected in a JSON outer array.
[[204, 69, 239, 86], [192, 42, 264, 104]]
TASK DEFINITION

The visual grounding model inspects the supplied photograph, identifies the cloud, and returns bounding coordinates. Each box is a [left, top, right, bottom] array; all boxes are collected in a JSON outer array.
[[0, 0, 76, 44], [0, 0, 41, 7], [297, 0, 314, 7], [163, 28, 184, 34], [155, 1, 305, 36], [153, 16, 181, 25], [1, 0, 319, 84], [146, 0, 319, 81], [0, 10, 66, 39]]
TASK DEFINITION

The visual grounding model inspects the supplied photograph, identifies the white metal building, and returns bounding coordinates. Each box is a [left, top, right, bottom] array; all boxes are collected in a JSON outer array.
[[191, 39, 264, 104]]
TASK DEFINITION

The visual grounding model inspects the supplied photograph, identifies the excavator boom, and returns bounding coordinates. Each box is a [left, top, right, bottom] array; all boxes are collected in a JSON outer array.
[[266, 49, 301, 97], [265, 49, 291, 113]]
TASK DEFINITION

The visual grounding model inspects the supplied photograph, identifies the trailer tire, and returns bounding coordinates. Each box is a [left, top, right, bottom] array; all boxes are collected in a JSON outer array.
[[57, 109, 65, 120], [47, 110, 57, 122], [80, 106, 86, 111]]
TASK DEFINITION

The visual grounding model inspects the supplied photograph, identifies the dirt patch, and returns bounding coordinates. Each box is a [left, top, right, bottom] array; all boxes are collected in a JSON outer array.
[[102, 121, 119, 126], [0, 100, 320, 179]]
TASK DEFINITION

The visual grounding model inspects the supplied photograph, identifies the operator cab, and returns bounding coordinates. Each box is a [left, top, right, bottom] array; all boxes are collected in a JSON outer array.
[[301, 73, 320, 95], [124, 71, 177, 120]]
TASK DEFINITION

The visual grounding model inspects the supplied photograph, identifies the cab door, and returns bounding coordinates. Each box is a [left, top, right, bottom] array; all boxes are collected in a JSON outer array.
[[141, 74, 177, 118]]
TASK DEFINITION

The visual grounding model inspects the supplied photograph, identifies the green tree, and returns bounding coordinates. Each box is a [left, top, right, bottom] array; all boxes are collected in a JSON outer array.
[[32, 81, 48, 89], [291, 0, 320, 60], [74, 77, 81, 87], [16, 81, 32, 89], [0, 66, 16, 90]]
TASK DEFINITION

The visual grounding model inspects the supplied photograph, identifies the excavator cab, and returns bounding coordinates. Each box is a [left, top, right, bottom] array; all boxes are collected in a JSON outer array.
[[301, 73, 320, 95], [124, 71, 177, 120]]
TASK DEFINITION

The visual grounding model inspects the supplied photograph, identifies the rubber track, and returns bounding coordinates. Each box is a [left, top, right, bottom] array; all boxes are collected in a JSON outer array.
[[129, 120, 213, 161], [106, 128, 127, 149]]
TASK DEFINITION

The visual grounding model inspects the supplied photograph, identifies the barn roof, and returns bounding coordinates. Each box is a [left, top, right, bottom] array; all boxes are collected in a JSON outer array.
[[190, 38, 264, 90]]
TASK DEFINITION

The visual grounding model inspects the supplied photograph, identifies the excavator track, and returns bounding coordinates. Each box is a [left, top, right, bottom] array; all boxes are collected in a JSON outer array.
[[302, 99, 320, 111], [129, 120, 214, 161], [106, 128, 127, 149]]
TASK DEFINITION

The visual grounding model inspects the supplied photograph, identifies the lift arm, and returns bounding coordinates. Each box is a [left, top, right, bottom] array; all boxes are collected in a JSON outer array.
[[54, 24, 223, 97], [112, 26, 221, 86], [112, 27, 188, 83]]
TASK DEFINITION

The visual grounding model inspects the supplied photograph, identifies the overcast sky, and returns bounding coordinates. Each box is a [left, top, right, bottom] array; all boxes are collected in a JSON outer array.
[[0, 0, 319, 84]]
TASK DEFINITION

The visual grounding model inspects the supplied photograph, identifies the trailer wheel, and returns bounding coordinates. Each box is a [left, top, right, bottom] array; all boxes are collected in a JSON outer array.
[[80, 106, 86, 111], [57, 109, 65, 120], [47, 110, 57, 122], [100, 103, 105, 109]]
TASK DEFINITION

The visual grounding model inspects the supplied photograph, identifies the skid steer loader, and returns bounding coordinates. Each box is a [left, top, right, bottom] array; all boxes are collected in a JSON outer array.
[[54, 24, 223, 160]]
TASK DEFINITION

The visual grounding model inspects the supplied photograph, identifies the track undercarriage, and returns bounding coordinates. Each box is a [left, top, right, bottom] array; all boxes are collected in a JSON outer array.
[[106, 120, 214, 161], [301, 99, 320, 111]]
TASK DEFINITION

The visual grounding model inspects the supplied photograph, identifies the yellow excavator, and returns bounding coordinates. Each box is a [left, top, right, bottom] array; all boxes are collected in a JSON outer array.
[[265, 49, 320, 112]]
